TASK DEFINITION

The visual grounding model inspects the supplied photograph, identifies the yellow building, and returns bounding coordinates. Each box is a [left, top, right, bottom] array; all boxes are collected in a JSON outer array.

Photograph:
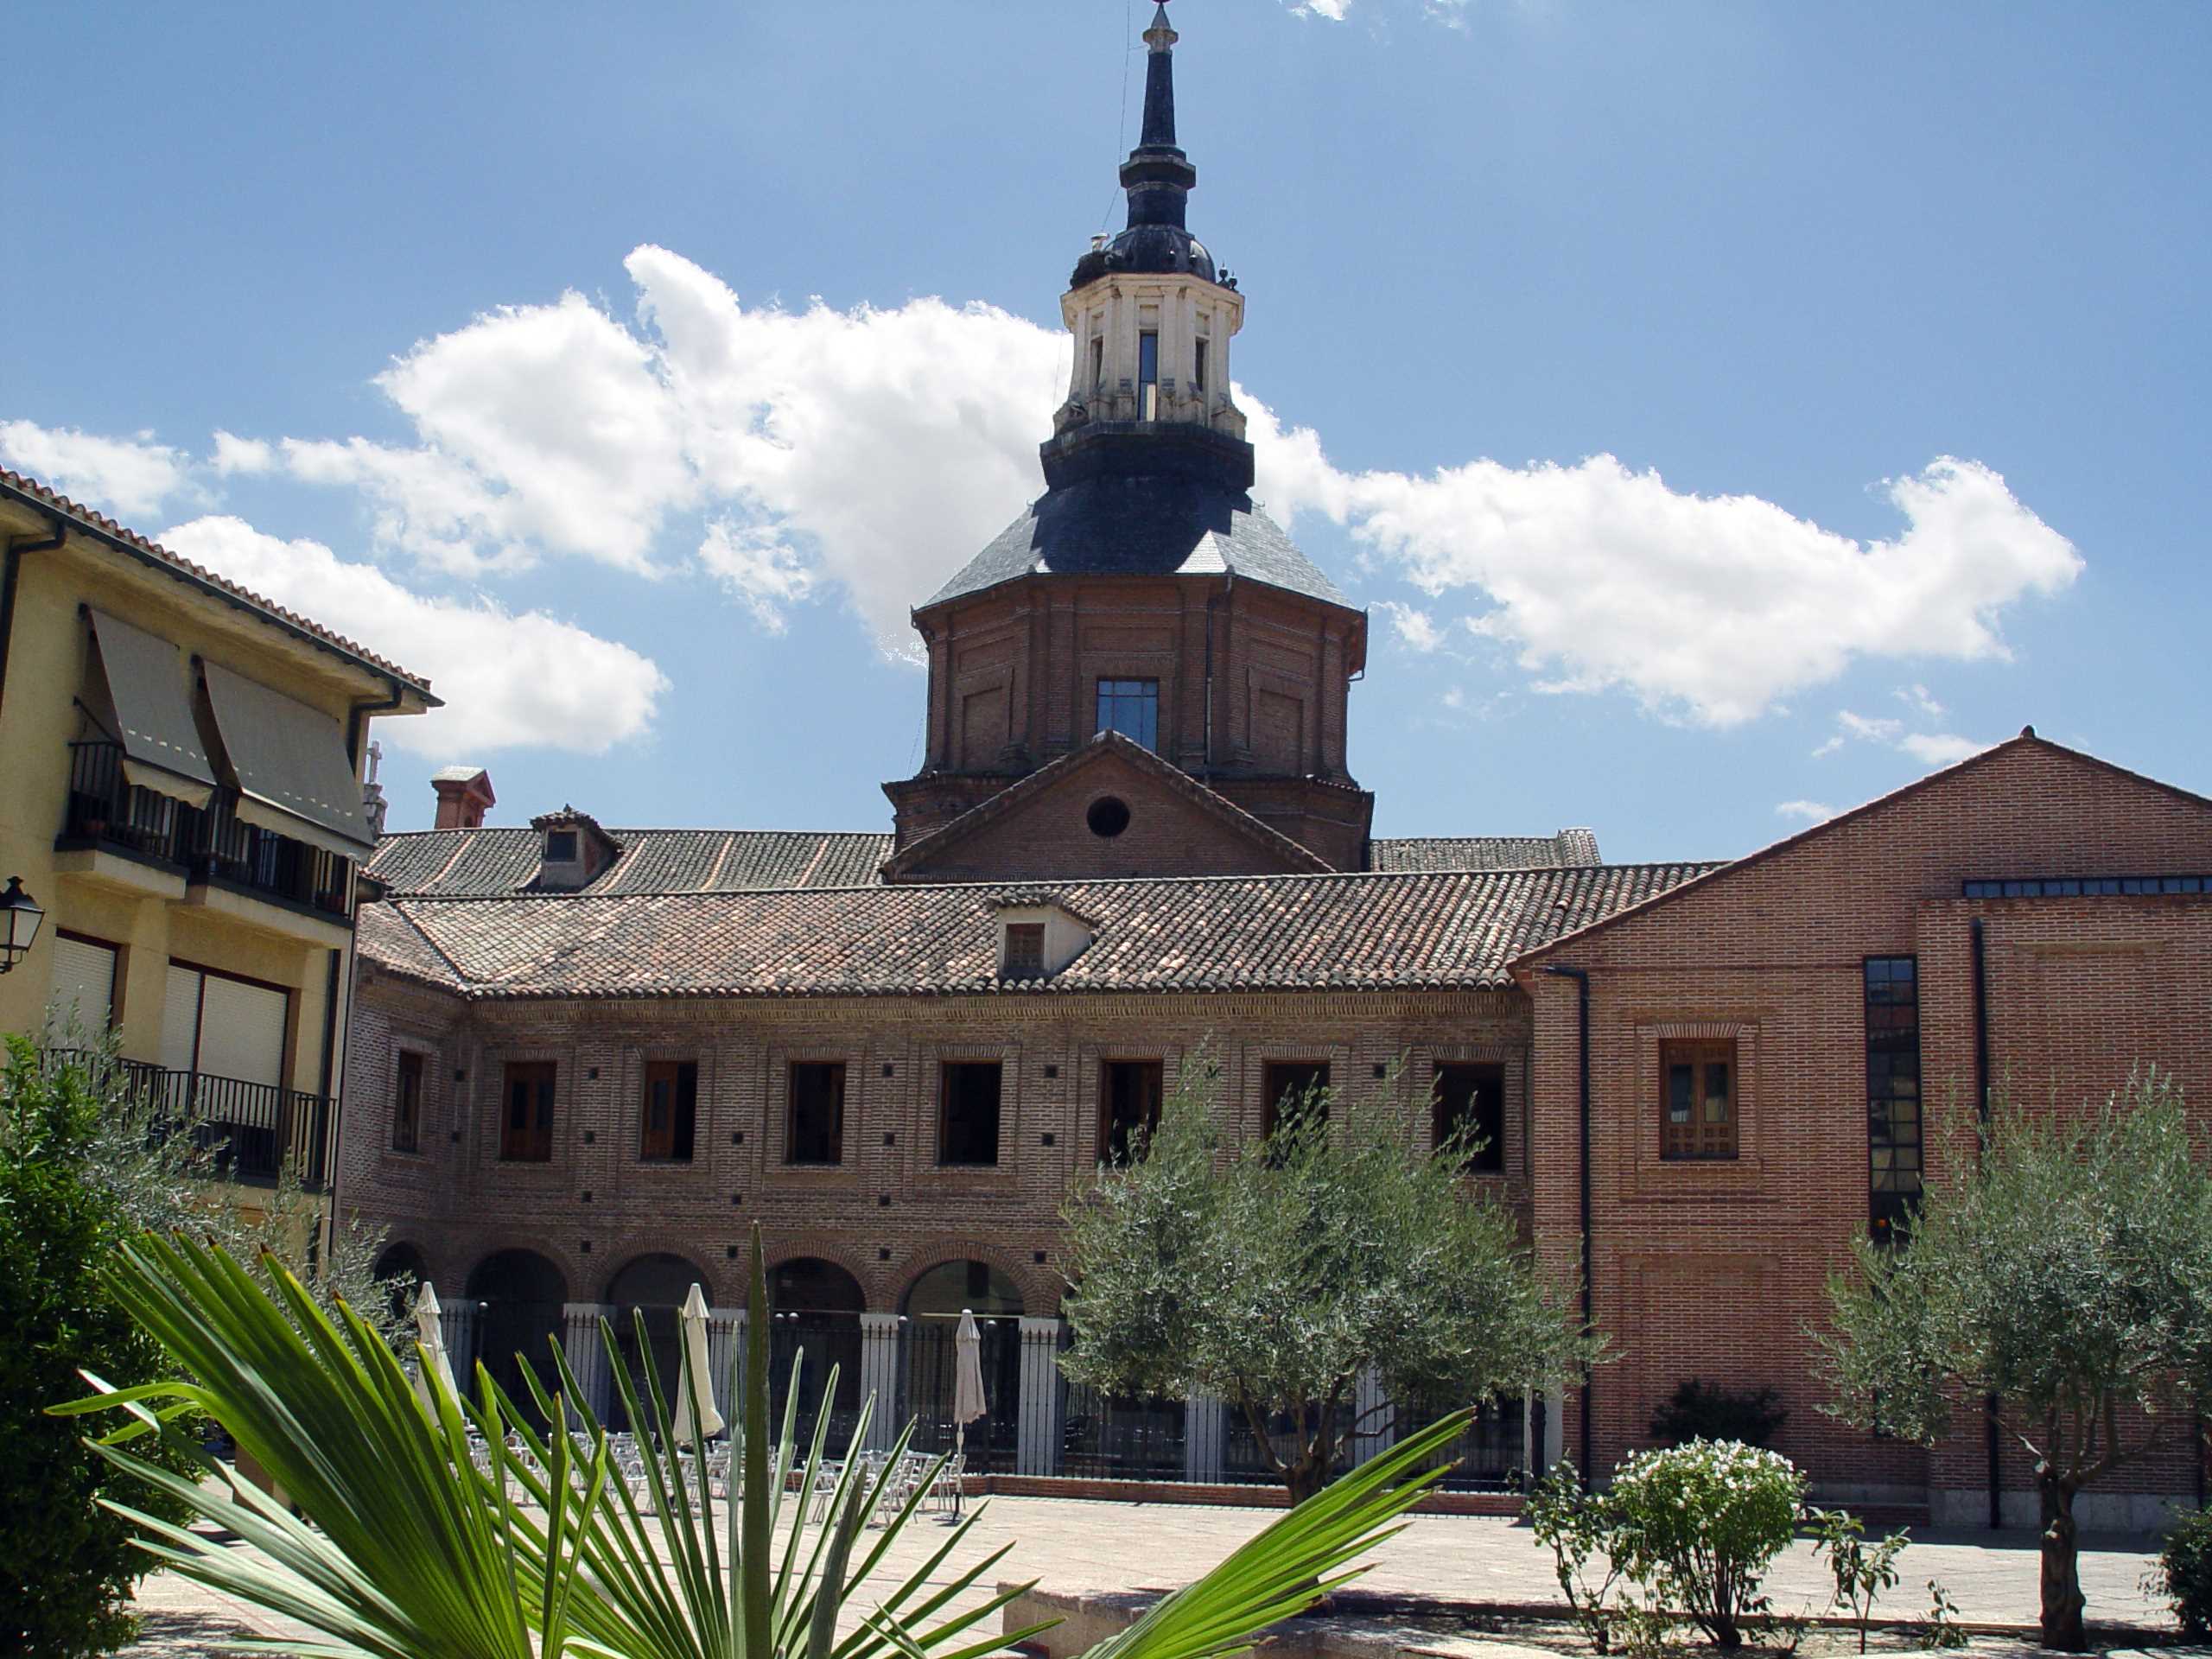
[[0, 468, 435, 1226]]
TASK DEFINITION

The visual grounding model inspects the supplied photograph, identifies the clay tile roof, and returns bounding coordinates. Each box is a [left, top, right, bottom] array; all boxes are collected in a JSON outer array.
[[1, 468, 435, 696], [1367, 830, 1603, 873], [355, 861, 1725, 1002], [363, 828, 899, 898]]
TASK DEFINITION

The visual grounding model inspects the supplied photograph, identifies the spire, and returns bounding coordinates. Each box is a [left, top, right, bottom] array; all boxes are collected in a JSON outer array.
[[1120, 2, 1197, 232], [1139, 4, 1179, 150]]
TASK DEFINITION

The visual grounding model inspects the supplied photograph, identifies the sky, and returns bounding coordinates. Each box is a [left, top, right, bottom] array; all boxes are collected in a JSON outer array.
[[5, 2, 2208, 861]]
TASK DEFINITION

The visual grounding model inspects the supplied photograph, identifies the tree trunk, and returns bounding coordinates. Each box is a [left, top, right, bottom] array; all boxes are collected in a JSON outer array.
[[1284, 1457, 1326, 1507], [2037, 1470, 2087, 1650]]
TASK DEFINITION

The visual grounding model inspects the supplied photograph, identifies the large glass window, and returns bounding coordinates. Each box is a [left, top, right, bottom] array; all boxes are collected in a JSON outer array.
[[502, 1061, 556, 1162], [1866, 957, 1922, 1241], [787, 1061, 845, 1166], [639, 1059, 696, 1162], [1137, 330, 1160, 418], [1434, 1062, 1505, 1173], [939, 1061, 1002, 1166], [1659, 1039, 1736, 1160], [1096, 679, 1159, 751]]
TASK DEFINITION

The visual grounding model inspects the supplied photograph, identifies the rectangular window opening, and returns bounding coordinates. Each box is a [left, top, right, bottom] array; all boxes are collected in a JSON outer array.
[[1262, 1060, 1331, 1141], [1095, 678, 1160, 751], [1137, 331, 1160, 420], [393, 1051, 424, 1154], [543, 830, 578, 862], [1866, 957, 1922, 1243], [939, 1061, 1002, 1166], [1433, 1062, 1505, 1173], [640, 1059, 697, 1162], [1658, 1039, 1736, 1160], [1090, 335, 1105, 390], [1192, 338, 1208, 397], [787, 1061, 846, 1166], [1100, 1059, 1164, 1165], [502, 1060, 556, 1162], [1002, 923, 1046, 980]]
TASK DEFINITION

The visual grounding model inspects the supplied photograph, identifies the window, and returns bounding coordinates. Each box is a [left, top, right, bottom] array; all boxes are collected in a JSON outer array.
[[544, 830, 578, 861], [1100, 1059, 1163, 1164], [393, 1052, 424, 1154], [1002, 923, 1046, 980], [1137, 330, 1160, 419], [502, 1060, 556, 1162], [1090, 335, 1104, 390], [1660, 1039, 1736, 1160], [639, 1059, 696, 1162], [1434, 1063, 1504, 1173], [1866, 958, 1922, 1241], [1192, 338, 1207, 397], [1262, 1060, 1330, 1139], [787, 1061, 845, 1166], [1096, 679, 1159, 751], [939, 1061, 1002, 1166], [47, 932, 119, 1039]]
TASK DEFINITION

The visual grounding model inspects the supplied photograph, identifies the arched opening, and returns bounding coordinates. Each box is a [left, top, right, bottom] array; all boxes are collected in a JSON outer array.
[[766, 1258, 867, 1453], [899, 1261, 1023, 1471], [372, 1243, 430, 1332], [605, 1252, 710, 1433], [464, 1249, 567, 1422]]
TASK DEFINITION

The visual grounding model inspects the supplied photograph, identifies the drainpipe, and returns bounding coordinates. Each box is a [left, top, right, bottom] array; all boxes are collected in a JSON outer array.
[[0, 512, 68, 720], [1972, 916, 2001, 1529], [1543, 963, 1594, 1484], [1203, 571, 1232, 777]]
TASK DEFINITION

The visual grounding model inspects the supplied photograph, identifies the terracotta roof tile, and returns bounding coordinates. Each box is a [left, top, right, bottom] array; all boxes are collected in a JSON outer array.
[[1367, 831, 1602, 872], [365, 828, 899, 898]]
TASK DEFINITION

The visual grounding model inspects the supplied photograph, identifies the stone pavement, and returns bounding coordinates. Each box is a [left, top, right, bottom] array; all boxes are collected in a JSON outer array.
[[120, 1494, 2177, 1656]]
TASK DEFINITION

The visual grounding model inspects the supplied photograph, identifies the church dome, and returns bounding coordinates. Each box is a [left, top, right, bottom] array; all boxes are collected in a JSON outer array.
[[1071, 225, 1217, 289]]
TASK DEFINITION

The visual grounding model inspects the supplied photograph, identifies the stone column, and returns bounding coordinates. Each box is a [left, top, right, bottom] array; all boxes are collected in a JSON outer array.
[[859, 1313, 904, 1453], [563, 1303, 613, 1426], [1350, 1367, 1397, 1466], [1185, 1391, 1226, 1484], [706, 1306, 747, 1430], [1544, 1381, 1566, 1471], [1015, 1317, 1065, 1477]]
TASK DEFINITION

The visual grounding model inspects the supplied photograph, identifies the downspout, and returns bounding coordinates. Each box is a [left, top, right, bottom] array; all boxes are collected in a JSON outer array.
[[1972, 916, 2001, 1529], [1544, 963, 1594, 1484], [0, 512, 68, 720], [1203, 571, 1232, 777]]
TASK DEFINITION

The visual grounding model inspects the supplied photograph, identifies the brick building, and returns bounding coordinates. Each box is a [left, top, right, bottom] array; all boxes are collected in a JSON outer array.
[[340, 5, 2211, 1520]]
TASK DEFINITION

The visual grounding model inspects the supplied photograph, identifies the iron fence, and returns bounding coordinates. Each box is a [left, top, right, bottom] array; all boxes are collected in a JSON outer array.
[[899, 1316, 1020, 1471], [53, 1048, 331, 1190]]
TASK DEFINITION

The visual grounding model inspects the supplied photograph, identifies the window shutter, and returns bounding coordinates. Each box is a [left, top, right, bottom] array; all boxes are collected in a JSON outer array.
[[46, 937, 118, 1039], [195, 975, 289, 1089], [160, 965, 204, 1073]]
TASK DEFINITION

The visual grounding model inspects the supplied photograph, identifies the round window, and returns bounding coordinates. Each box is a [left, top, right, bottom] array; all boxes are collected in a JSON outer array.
[[1086, 796, 1132, 838]]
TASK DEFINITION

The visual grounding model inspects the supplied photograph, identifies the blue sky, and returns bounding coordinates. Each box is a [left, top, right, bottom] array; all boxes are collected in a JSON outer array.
[[6, 2, 2207, 861]]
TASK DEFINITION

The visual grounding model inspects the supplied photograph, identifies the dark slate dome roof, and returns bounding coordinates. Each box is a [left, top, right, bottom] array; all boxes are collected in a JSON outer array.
[[923, 474, 1349, 611], [1071, 226, 1217, 289]]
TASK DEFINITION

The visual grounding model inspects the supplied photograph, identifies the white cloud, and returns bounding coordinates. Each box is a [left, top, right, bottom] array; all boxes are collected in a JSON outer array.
[[1899, 732, 1991, 766], [1896, 683, 1945, 720], [1376, 600, 1444, 652], [1810, 735, 1845, 759], [209, 430, 277, 475], [1776, 800, 1838, 823], [697, 518, 814, 632], [156, 516, 670, 760], [1837, 710, 1904, 743], [1288, 0, 1351, 17], [0, 420, 194, 518]]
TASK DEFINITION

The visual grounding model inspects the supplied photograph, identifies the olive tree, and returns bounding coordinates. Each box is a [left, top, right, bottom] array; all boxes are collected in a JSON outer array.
[[1820, 1069, 2212, 1649], [1059, 1056, 1591, 1503]]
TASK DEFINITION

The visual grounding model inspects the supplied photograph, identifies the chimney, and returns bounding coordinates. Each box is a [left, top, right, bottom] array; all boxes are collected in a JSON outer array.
[[430, 765, 496, 830], [362, 741, 390, 839]]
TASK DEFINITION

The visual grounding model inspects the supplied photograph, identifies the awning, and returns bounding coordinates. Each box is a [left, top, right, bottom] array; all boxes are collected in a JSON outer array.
[[86, 609, 218, 809], [200, 661, 375, 860]]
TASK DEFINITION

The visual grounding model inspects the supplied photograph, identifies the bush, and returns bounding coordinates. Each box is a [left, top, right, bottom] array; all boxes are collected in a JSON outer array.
[[1608, 1439, 1805, 1649], [1650, 1378, 1788, 1449], [2156, 1507, 2212, 1638]]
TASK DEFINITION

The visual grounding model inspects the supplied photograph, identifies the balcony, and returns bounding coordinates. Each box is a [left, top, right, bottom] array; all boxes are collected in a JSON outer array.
[[60, 741, 353, 922], [67, 1051, 333, 1191]]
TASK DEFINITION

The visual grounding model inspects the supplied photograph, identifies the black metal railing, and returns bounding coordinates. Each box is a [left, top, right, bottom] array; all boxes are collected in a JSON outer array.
[[899, 1317, 1021, 1471], [62, 741, 353, 919], [60, 1049, 332, 1191]]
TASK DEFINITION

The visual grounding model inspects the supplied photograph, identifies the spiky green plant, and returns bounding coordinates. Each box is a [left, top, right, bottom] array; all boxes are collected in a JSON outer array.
[[59, 1223, 1470, 1659]]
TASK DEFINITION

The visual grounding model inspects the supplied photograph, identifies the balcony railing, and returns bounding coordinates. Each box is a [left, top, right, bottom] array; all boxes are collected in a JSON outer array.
[[63, 1050, 333, 1191], [62, 741, 353, 919]]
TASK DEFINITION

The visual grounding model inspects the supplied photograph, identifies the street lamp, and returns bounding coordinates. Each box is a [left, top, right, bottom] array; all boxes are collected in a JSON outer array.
[[0, 877, 44, 975]]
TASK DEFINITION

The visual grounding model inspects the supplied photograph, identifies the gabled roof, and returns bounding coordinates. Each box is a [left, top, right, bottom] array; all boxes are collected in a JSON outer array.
[[921, 474, 1351, 612], [1370, 830, 1602, 872], [364, 828, 895, 898], [1, 468, 435, 698], [1510, 728, 2212, 970], [356, 860, 1723, 1002], [878, 730, 1335, 880]]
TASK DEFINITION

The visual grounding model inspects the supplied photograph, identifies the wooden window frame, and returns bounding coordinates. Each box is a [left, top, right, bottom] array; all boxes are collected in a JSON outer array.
[[500, 1060, 557, 1163], [1098, 1058, 1164, 1166], [1433, 1061, 1505, 1173], [392, 1050, 425, 1154], [1659, 1038, 1738, 1161], [938, 1060, 1003, 1167], [639, 1058, 697, 1164], [1001, 923, 1046, 981], [786, 1060, 847, 1166]]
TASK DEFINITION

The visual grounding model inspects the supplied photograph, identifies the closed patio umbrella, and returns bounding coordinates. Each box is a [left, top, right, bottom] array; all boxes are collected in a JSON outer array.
[[412, 1281, 458, 1416], [950, 1307, 988, 1514], [672, 1282, 726, 1447]]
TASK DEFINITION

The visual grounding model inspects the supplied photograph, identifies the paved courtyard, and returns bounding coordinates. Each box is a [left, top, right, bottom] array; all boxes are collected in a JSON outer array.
[[122, 1492, 2178, 1656]]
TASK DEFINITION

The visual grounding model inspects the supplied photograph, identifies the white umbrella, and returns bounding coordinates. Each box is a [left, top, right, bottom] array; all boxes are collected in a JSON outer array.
[[950, 1307, 988, 1511], [672, 1282, 726, 1447], [412, 1281, 458, 1416]]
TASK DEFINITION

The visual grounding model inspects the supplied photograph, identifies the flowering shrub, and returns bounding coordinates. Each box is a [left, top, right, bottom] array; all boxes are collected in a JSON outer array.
[[2155, 1507, 2212, 1638], [1606, 1440, 1805, 1649]]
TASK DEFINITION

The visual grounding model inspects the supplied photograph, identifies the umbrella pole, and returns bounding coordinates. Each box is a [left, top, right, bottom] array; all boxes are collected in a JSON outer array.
[[953, 1421, 964, 1517]]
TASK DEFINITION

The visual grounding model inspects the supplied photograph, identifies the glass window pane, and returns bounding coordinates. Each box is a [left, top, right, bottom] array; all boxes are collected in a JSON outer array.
[[1668, 1065, 1693, 1122]]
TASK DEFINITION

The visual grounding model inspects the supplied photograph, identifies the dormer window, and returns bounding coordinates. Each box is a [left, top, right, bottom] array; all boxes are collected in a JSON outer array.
[[528, 808, 620, 892], [988, 896, 1094, 982], [544, 830, 578, 862], [1002, 923, 1046, 980], [1138, 331, 1160, 419]]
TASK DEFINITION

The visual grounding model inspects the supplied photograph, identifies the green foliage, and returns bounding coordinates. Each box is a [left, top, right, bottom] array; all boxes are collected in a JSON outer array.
[[1649, 1379, 1787, 1451], [1808, 1507, 1909, 1654], [0, 1037, 197, 1657], [1918, 1580, 1969, 1649], [1060, 1052, 1592, 1501], [1526, 1461, 1628, 1652], [2152, 1507, 2212, 1638], [1820, 1069, 2212, 1648], [1605, 1440, 1805, 1650], [60, 1221, 1475, 1659]]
